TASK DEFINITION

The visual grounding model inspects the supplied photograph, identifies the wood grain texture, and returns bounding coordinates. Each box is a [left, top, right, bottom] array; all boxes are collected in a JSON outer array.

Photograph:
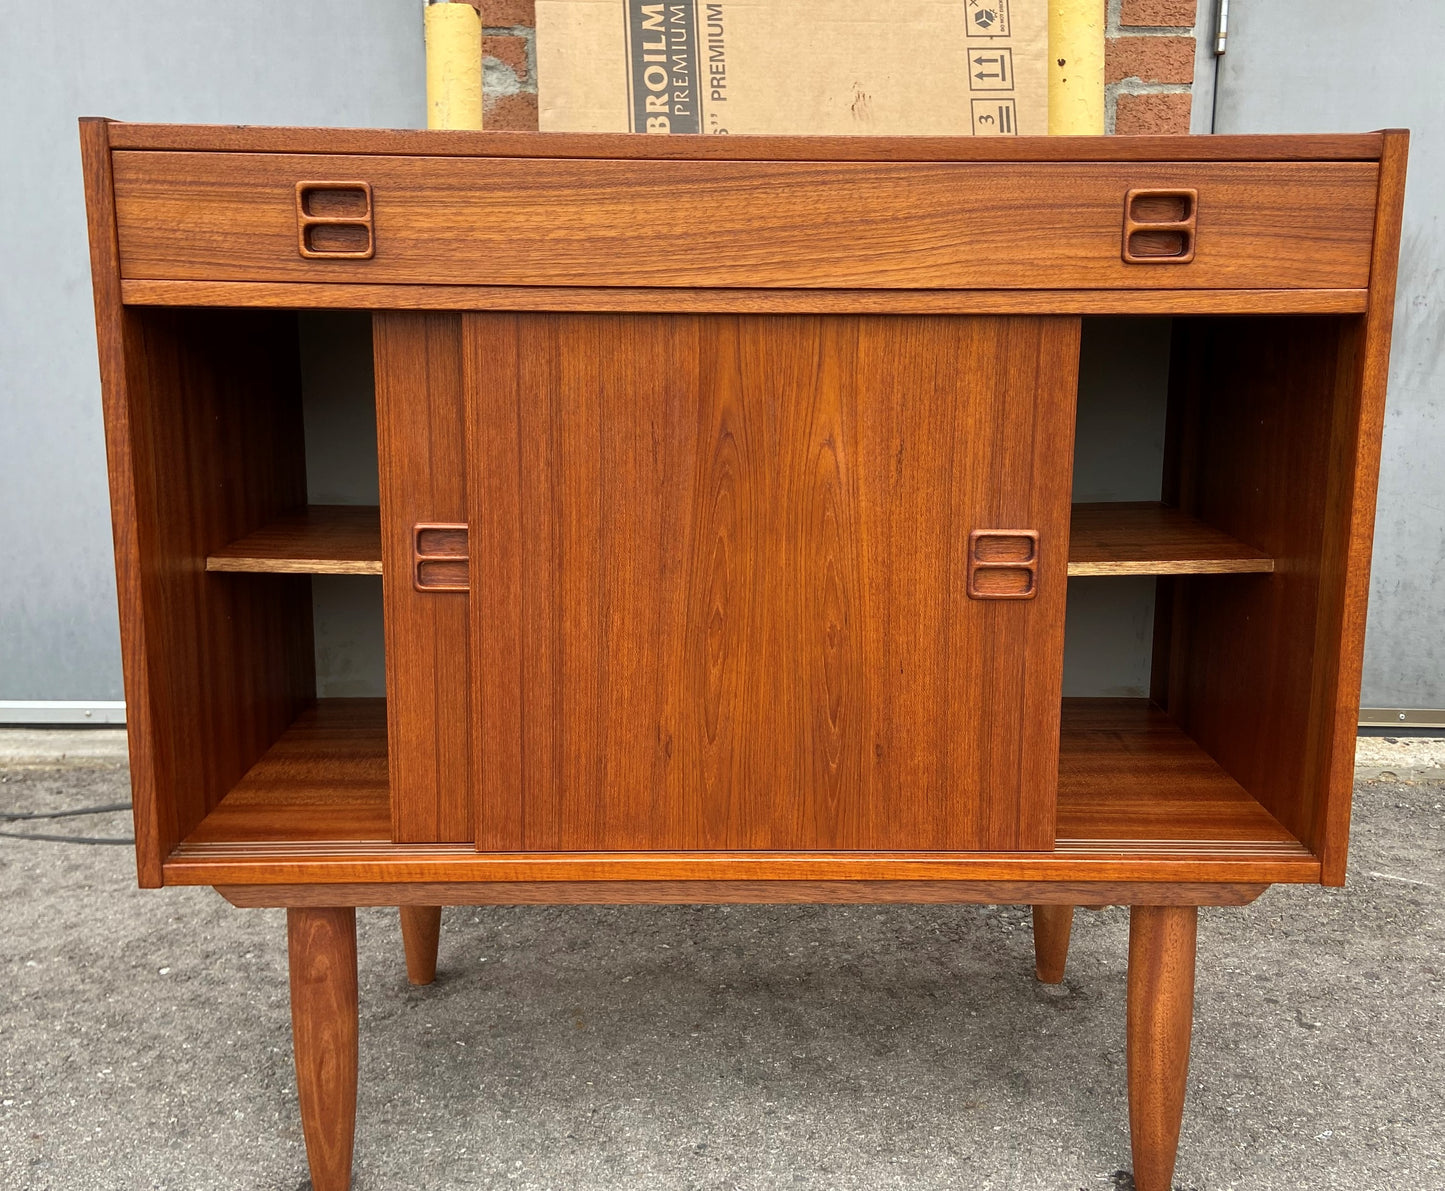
[[185, 700, 389, 844], [1127, 904, 1198, 1191], [1312, 128, 1410, 884], [222, 881, 1267, 908], [1032, 904, 1074, 983], [111, 152, 1379, 292], [175, 850, 1317, 886], [85, 123, 1403, 901], [120, 280, 1371, 316], [1158, 316, 1366, 876], [82, 121, 1408, 1191], [101, 123, 1389, 162], [374, 313, 472, 843], [1056, 699, 1298, 847], [469, 313, 1078, 853], [82, 119, 316, 888], [171, 698, 1316, 885], [206, 505, 381, 574], [81, 118, 166, 885], [399, 905, 441, 985], [1067, 502, 1274, 576], [287, 907, 358, 1191]]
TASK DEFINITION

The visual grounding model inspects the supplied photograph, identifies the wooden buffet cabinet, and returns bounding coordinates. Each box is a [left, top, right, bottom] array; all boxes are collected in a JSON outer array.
[[80, 120, 1407, 1190]]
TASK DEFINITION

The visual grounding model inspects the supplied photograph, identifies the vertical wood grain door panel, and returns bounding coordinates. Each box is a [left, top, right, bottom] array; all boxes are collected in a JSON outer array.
[[374, 313, 472, 842], [468, 314, 1079, 852]]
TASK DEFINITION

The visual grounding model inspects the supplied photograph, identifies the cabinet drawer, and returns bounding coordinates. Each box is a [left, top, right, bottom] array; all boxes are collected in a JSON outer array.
[[112, 151, 1379, 291]]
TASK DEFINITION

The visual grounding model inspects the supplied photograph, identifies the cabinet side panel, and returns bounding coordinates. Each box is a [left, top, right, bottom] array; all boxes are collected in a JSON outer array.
[[1162, 140, 1403, 885], [1163, 316, 1362, 863], [82, 119, 165, 885], [86, 121, 315, 877], [1313, 130, 1409, 884], [470, 313, 1074, 852], [375, 313, 472, 842]]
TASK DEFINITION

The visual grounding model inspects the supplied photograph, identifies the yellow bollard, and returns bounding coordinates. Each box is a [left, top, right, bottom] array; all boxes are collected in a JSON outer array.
[[425, 2, 484, 131], [1048, 0, 1105, 135]]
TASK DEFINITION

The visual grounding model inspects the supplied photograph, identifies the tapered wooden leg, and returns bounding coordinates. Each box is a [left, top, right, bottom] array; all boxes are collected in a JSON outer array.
[[1031, 904, 1074, 983], [288, 907, 358, 1191], [399, 905, 442, 985], [1127, 904, 1198, 1191]]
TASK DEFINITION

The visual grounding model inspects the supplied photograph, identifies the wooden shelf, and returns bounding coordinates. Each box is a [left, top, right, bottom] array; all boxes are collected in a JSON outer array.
[[1067, 502, 1274, 577], [171, 697, 1311, 882], [207, 502, 1268, 581], [206, 506, 381, 575]]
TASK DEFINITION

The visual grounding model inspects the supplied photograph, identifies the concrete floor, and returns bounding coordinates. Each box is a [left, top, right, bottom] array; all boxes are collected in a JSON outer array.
[[1, 735, 1442, 1190]]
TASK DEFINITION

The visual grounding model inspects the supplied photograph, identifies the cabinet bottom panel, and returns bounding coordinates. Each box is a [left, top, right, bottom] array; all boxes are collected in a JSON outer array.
[[171, 698, 1316, 887]]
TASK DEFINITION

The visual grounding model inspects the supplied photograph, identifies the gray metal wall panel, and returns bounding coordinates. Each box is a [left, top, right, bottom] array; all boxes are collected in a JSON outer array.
[[0, 1, 423, 701], [1212, 2, 1445, 708]]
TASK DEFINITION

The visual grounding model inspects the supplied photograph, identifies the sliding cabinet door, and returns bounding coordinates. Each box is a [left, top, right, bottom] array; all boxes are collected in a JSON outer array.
[[374, 312, 472, 843], [468, 314, 1078, 853]]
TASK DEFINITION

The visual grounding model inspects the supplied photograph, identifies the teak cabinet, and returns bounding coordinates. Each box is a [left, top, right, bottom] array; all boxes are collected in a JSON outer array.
[[81, 121, 1407, 1191]]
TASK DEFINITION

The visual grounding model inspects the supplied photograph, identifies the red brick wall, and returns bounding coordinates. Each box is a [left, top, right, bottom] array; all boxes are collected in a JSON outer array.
[[458, 0, 539, 130], [1107, 0, 1201, 134], [457, 1, 1203, 135]]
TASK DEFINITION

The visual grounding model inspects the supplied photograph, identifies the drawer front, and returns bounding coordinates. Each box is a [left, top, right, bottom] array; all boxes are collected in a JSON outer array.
[[112, 151, 1379, 291]]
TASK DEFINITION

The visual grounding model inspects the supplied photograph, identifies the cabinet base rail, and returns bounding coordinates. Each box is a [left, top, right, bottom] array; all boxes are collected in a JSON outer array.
[[226, 879, 1266, 907]]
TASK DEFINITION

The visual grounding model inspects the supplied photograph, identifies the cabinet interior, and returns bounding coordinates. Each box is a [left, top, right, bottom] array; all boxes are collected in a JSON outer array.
[[134, 306, 1353, 866]]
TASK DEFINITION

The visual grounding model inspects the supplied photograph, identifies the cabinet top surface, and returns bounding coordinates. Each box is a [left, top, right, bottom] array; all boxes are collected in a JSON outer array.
[[89, 120, 1398, 164]]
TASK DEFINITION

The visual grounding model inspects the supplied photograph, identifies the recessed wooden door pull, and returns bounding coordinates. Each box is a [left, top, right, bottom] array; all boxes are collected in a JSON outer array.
[[413, 523, 468, 592], [967, 529, 1039, 599], [1122, 188, 1198, 264], [296, 182, 374, 259]]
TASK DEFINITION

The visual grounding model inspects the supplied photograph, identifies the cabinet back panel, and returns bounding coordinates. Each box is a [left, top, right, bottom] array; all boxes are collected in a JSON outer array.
[[311, 576, 385, 699], [1064, 317, 1173, 698], [467, 313, 1078, 852], [299, 312, 379, 506], [298, 312, 386, 700]]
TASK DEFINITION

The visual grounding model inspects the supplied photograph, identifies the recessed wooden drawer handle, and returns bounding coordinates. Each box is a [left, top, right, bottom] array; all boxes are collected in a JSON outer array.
[[413, 523, 468, 592], [967, 529, 1039, 600], [1122, 188, 1197, 264], [296, 181, 374, 259]]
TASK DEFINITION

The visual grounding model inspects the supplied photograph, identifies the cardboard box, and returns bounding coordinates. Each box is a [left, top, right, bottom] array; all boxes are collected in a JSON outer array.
[[538, 1, 1046, 136]]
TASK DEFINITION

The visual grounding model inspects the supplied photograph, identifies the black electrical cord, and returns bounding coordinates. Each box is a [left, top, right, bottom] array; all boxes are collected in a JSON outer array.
[[0, 803, 135, 844], [0, 829, 134, 845], [0, 802, 132, 821]]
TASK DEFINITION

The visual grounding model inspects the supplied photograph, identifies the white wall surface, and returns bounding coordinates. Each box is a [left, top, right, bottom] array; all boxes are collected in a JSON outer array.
[[0, 1, 423, 701]]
